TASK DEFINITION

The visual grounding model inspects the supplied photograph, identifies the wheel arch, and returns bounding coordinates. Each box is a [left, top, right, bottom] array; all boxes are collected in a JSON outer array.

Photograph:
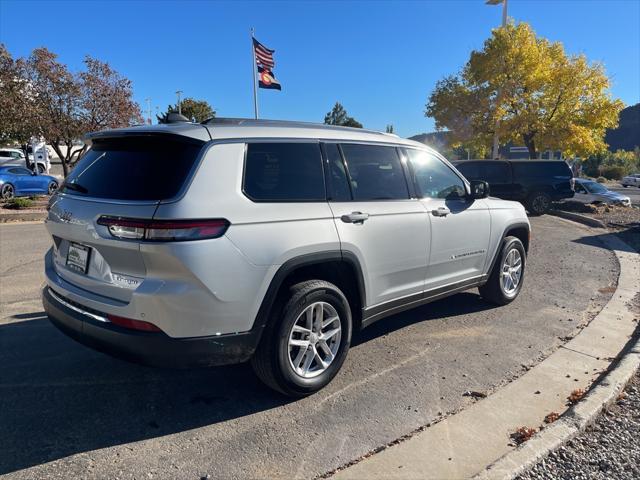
[[253, 251, 367, 340], [485, 221, 530, 277]]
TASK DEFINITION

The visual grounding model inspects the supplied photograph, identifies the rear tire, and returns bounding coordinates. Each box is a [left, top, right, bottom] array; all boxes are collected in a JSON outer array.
[[251, 280, 352, 397], [479, 236, 526, 305], [48, 181, 58, 195], [527, 191, 551, 215]]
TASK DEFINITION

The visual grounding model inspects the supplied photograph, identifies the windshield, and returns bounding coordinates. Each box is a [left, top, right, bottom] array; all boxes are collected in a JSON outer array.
[[583, 181, 608, 194]]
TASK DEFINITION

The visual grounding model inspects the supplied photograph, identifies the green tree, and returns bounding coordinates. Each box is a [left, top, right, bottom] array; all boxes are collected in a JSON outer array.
[[157, 98, 215, 123], [324, 102, 362, 128], [426, 22, 623, 159]]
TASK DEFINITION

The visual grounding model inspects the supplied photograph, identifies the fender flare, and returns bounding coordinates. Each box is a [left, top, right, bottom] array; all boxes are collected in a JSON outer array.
[[251, 250, 366, 337], [485, 221, 530, 278]]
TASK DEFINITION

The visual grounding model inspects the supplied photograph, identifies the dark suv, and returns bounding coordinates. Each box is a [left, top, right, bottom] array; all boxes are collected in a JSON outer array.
[[453, 160, 574, 215]]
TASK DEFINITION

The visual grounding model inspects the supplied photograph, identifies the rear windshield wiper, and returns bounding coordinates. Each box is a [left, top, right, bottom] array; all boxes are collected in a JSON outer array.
[[63, 181, 89, 194]]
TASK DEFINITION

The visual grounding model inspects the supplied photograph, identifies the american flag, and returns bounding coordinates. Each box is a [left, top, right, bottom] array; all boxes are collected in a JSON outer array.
[[253, 38, 275, 69]]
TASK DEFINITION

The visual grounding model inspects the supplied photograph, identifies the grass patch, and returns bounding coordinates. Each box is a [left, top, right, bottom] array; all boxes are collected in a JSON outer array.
[[3, 198, 35, 210]]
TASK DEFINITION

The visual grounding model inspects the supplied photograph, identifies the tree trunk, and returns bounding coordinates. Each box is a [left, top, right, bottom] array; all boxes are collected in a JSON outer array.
[[50, 142, 69, 177], [523, 133, 537, 159]]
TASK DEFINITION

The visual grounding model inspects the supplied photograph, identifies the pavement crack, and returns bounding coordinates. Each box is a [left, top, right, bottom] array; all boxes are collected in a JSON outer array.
[[560, 344, 607, 361]]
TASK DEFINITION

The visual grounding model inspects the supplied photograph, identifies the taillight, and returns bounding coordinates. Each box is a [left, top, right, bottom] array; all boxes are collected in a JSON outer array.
[[107, 314, 163, 332], [97, 216, 229, 241]]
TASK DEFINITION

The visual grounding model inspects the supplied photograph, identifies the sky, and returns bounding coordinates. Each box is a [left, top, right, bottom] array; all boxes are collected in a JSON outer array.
[[1, 0, 639, 138]]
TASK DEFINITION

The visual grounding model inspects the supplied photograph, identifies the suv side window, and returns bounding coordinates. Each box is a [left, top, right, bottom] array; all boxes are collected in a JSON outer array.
[[8, 167, 31, 175], [340, 144, 409, 201], [323, 143, 351, 201], [405, 149, 466, 199], [244, 143, 325, 202], [481, 162, 510, 183], [455, 162, 480, 180]]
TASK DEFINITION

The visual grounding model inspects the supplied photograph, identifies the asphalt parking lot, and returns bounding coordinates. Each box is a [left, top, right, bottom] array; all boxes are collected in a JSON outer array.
[[0, 216, 618, 479]]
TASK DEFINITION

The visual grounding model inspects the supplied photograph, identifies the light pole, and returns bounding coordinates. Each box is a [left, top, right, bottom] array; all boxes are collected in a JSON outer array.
[[176, 90, 183, 115], [486, 0, 508, 159], [145, 97, 152, 125]]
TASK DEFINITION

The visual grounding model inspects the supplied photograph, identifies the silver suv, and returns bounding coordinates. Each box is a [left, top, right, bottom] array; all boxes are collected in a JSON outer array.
[[42, 119, 530, 396]]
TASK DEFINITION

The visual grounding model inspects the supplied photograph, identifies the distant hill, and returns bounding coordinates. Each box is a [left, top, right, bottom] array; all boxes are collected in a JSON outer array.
[[407, 131, 451, 151], [605, 103, 640, 151]]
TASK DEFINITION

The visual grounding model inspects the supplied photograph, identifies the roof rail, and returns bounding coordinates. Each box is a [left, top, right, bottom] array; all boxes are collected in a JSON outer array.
[[201, 117, 386, 135]]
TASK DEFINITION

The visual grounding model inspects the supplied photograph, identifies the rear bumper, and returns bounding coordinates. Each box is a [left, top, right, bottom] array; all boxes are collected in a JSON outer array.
[[42, 286, 261, 368]]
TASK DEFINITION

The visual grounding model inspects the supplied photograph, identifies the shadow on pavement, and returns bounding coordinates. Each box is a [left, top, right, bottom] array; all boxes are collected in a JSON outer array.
[[0, 291, 496, 475], [572, 228, 639, 253]]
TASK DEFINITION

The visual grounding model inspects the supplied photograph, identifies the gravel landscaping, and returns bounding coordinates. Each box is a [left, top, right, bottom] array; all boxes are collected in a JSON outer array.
[[518, 370, 640, 480], [555, 201, 640, 252]]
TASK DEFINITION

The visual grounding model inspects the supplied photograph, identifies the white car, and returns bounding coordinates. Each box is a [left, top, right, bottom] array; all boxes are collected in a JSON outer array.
[[574, 178, 631, 206], [0, 147, 50, 173], [0, 148, 27, 167], [621, 174, 640, 188]]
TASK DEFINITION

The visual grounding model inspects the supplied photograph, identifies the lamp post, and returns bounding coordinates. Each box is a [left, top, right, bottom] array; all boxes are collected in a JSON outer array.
[[486, 0, 508, 159], [176, 90, 183, 115]]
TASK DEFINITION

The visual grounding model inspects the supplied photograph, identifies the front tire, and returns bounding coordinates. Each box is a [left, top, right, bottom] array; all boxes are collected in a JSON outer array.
[[251, 280, 352, 397], [479, 236, 526, 305]]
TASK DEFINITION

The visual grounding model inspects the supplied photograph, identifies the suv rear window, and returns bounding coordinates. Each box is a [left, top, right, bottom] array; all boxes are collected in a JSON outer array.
[[243, 143, 325, 201], [62, 136, 203, 201], [511, 161, 571, 177]]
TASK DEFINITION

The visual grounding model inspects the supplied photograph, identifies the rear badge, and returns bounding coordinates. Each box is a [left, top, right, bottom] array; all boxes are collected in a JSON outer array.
[[111, 273, 142, 289]]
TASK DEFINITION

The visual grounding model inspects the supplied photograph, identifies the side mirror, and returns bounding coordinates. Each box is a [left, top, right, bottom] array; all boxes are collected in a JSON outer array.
[[468, 180, 490, 200]]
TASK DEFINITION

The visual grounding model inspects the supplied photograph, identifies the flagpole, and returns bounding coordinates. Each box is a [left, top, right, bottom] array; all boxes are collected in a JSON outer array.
[[251, 28, 259, 119]]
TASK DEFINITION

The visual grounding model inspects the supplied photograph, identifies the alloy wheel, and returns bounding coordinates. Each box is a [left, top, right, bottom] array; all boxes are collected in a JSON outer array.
[[287, 301, 342, 379], [500, 248, 522, 296], [2, 184, 14, 199]]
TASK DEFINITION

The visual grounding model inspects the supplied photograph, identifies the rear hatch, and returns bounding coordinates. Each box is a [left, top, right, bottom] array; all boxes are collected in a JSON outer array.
[[46, 133, 205, 303]]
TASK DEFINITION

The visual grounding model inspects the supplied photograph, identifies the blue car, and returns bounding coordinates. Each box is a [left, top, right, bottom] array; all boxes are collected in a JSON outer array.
[[0, 166, 59, 199]]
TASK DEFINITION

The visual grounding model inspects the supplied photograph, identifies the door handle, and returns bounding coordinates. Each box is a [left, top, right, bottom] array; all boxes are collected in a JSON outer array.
[[341, 212, 369, 224], [431, 206, 451, 217]]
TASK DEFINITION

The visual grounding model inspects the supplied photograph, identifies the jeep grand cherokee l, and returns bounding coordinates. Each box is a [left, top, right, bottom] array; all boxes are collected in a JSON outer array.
[[43, 118, 530, 396]]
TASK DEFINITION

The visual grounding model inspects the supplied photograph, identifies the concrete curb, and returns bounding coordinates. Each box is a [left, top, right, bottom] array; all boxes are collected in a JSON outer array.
[[0, 211, 46, 223], [472, 230, 640, 480], [474, 334, 640, 480], [549, 209, 606, 229], [331, 221, 639, 480]]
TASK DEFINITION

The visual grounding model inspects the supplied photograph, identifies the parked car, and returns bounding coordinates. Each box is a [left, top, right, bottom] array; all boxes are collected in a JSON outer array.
[[0, 148, 28, 167], [573, 178, 631, 206], [621, 174, 640, 188], [0, 146, 50, 173], [42, 119, 530, 396], [0, 166, 59, 199], [452, 159, 574, 215]]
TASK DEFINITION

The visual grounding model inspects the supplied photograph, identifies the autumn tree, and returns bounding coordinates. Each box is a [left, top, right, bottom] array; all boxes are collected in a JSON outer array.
[[324, 102, 363, 128], [426, 22, 623, 159], [0, 44, 33, 147], [157, 98, 215, 123], [3, 47, 142, 176]]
